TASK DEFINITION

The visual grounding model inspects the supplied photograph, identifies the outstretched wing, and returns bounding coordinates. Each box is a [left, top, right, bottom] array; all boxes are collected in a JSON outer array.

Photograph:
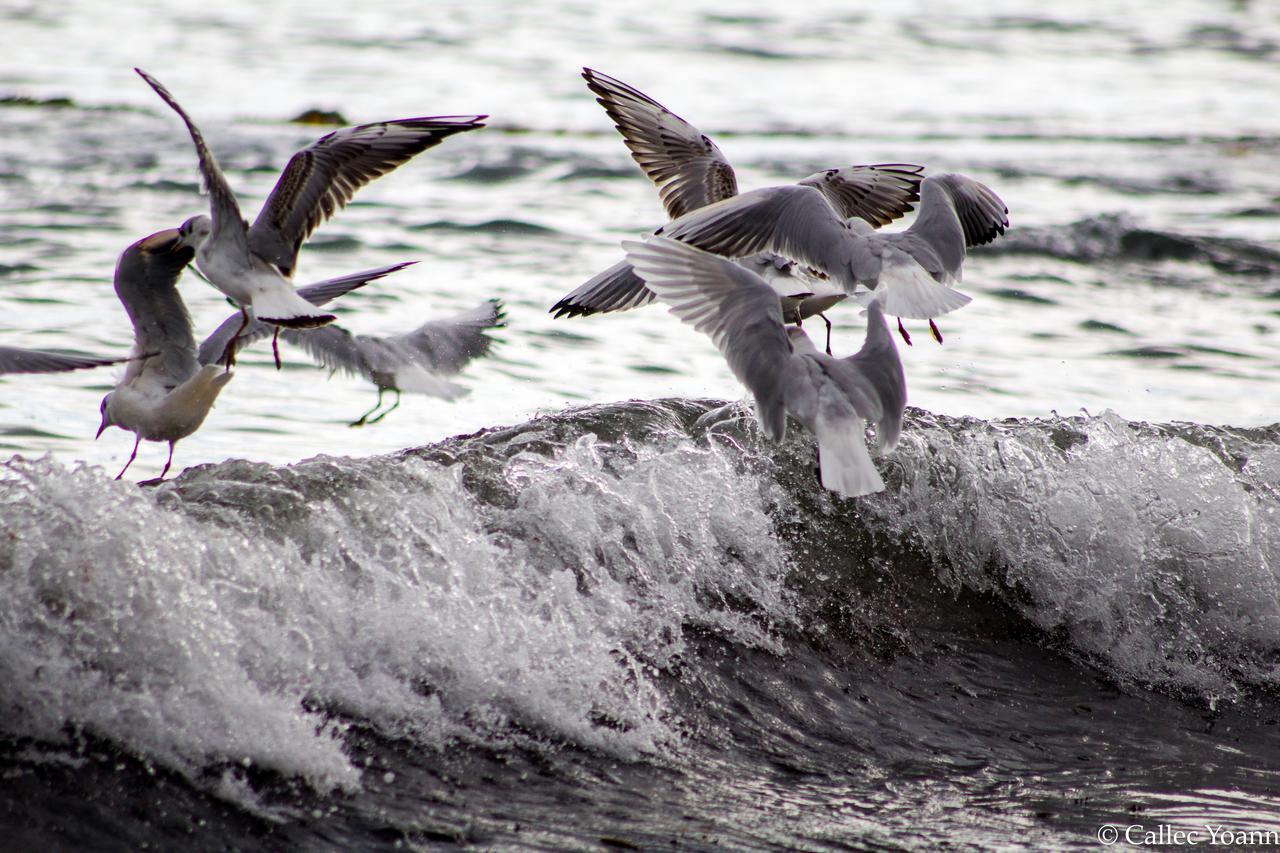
[[826, 298, 907, 451], [935, 172, 1009, 247], [584, 68, 738, 219], [248, 115, 486, 276], [657, 184, 865, 292], [394, 299, 505, 375], [796, 164, 923, 227], [279, 324, 373, 382], [135, 68, 249, 256], [549, 258, 657, 317], [0, 345, 130, 375], [623, 236, 794, 441]]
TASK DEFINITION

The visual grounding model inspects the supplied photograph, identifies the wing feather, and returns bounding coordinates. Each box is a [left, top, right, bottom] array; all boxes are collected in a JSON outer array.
[[623, 236, 794, 440], [796, 164, 923, 227], [584, 68, 738, 219], [248, 116, 486, 275]]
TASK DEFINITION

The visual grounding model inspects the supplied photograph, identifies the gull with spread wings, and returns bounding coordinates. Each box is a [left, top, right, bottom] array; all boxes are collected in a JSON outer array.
[[625, 236, 906, 499], [657, 172, 1009, 344], [551, 68, 923, 348], [135, 68, 485, 360], [276, 300, 505, 427]]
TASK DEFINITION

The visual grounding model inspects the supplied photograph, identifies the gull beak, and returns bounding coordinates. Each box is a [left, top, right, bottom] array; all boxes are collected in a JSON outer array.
[[95, 412, 109, 439]]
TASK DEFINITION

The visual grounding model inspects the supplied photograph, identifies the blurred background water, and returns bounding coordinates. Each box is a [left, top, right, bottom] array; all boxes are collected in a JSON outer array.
[[3, 1, 1280, 850]]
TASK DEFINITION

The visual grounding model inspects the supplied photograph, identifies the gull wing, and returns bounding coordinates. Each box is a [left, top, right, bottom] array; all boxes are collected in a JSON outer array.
[[549, 258, 656, 317], [112, 227, 200, 389], [0, 346, 131, 375], [902, 172, 1009, 279], [135, 68, 249, 257], [658, 184, 862, 293], [392, 298, 505, 375], [248, 115, 486, 276], [624, 236, 794, 441], [935, 173, 1009, 248], [584, 68, 738, 219], [824, 299, 907, 451], [796, 164, 923, 227]]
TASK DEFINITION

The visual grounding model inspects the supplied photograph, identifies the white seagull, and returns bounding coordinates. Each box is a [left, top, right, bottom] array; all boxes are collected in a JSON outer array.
[[97, 226, 233, 480], [135, 68, 485, 352], [276, 299, 506, 426], [551, 67, 923, 343], [624, 236, 906, 499], [656, 172, 1009, 344], [98, 229, 408, 480]]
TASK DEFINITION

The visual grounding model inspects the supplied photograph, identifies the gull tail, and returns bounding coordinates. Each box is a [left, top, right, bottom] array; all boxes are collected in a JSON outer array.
[[157, 365, 234, 436], [858, 254, 971, 320], [253, 286, 337, 328], [813, 405, 884, 499]]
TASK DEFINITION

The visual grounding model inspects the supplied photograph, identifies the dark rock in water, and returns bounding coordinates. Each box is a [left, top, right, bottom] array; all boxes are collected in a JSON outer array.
[[0, 94, 75, 108], [290, 108, 348, 125]]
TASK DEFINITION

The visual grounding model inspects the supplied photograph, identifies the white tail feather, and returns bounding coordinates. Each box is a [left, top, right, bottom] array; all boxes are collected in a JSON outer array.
[[813, 406, 884, 498], [865, 254, 972, 320], [253, 285, 337, 327]]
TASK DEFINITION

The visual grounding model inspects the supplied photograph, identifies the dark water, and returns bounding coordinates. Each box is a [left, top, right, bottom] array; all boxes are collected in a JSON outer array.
[[3, 399, 1279, 849]]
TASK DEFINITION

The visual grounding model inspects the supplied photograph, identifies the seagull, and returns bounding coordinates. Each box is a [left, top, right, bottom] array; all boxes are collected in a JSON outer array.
[[0, 345, 136, 375], [656, 172, 1009, 344], [276, 299, 506, 426], [96, 226, 233, 480], [135, 68, 486, 356], [97, 228, 409, 480], [624, 236, 906, 499], [550, 67, 924, 347]]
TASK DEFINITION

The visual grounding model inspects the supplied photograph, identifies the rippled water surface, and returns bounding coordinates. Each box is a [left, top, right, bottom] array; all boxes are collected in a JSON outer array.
[[2, 1, 1279, 850]]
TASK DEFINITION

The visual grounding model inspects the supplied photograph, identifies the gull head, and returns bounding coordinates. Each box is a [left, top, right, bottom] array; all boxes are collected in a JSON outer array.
[[95, 394, 114, 439], [177, 214, 212, 250]]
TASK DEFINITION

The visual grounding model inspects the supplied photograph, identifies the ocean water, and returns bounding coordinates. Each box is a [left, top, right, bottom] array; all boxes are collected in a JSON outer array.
[[2, 0, 1279, 849]]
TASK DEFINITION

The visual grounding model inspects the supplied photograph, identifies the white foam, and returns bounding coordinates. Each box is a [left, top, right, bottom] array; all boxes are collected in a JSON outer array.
[[881, 411, 1280, 699], [0, 435, 795, 793]]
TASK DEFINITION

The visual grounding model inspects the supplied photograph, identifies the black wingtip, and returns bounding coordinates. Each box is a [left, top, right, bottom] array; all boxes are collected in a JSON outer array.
[[548, 299, 596, 319]]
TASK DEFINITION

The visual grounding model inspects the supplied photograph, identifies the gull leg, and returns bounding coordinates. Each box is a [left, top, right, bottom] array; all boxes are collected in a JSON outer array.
[[365, 389, 402, 425], [272, 327, 282, 370], [116, 434, 141, 480], [929, 319, 944, 345], [897, 317, 913, 347], [820, 312, 834, 355], [224, 306, 250, 371], [349, 388, 386, 428], [159, 441, 176, 480]]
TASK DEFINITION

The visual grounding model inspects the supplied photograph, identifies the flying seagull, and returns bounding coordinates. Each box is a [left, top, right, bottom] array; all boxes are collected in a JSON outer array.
[[278, 299, 506, 426], [135, 67, 485, 356], [551, 67, 924, 345], [656, 172, 1009, 344], [624, 236, 906, 498]]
